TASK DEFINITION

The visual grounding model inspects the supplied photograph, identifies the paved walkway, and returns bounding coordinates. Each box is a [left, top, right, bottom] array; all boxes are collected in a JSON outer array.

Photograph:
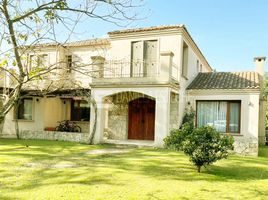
[[85, 148, 132, 155]]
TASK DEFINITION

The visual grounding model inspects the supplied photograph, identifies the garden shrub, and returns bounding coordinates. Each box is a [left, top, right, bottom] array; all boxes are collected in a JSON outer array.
[[181, 106, 195, 129], [164, 123, 192, 151], [165, 125, 234, 173], [182, 126, 234, 172]]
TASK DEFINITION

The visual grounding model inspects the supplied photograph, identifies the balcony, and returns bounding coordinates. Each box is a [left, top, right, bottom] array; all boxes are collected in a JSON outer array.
[[92, 51, 179, 86]]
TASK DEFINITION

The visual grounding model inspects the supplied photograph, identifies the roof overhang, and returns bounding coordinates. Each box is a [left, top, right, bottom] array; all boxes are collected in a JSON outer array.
[[21, 89, 91, 97], [187, 89, 261, 96]]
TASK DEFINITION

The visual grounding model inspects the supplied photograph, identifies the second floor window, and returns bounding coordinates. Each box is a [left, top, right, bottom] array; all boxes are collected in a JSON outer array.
[[196, 60, 199, 72], [182, 42, 188, 78], [131, 40, 157, 77], [29, 54, 48, 71], [29, 55, 34, 71], [38, 54, 48, 67], [66, 55, 72, 73]]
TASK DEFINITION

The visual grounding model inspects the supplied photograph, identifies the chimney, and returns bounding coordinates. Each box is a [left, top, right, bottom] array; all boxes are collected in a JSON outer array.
[[254, 56, 266, 76]]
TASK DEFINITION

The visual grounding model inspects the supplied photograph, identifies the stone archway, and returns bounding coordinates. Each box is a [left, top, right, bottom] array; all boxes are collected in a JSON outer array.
[[102, 92, 155, 141]]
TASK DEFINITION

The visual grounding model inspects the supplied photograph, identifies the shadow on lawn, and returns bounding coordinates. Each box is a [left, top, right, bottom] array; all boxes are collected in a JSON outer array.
[[100, 149, 268, 181], [0, 194, 15, 200], [1, 139, 268, 193]]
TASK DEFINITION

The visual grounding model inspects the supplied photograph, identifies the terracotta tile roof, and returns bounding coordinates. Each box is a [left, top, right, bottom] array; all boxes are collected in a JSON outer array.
[[187, 72, 260, 90], [31, 38, 110, 48], [64, 38, 110, 47], [108, 24, 185, 35]]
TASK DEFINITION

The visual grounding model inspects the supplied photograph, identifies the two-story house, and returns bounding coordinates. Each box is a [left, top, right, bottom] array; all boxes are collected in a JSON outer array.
[[89, 25, 212, 147], [0, 25, 265, 156]]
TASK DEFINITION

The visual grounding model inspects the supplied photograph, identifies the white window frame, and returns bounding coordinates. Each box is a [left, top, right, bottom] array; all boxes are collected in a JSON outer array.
[[15, 98, 34, 121]]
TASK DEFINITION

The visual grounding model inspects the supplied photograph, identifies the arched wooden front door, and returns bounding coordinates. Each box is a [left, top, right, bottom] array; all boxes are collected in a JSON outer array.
[[128, 98, 155, 140]]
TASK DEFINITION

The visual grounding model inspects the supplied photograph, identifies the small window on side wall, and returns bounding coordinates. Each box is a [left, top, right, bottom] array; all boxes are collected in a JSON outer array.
[[66, 55, 72, 73], [182, 42, 188, 78], [71, 100, 90, 121], [16, 98, 33, 120], [29, 55, 35, 71], [37, 54, 48, 67]]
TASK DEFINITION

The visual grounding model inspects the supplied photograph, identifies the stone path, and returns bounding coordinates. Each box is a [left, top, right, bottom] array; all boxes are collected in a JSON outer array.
[[85, 148, 132, 155], [24, 147, 133, 169], [25, 161, 76, 169]]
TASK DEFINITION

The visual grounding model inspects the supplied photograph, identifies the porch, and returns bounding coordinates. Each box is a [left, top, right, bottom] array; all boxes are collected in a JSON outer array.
[[42, 95, 90, 133], [90, 89, 180, 147], [1, 89, 91, 139]]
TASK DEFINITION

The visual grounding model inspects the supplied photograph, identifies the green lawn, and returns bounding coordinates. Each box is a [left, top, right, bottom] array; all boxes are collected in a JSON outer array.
[[0, 139, 268, 200]]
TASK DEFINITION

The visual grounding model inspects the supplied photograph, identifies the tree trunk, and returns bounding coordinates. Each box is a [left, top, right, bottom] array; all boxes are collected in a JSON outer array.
[[14, 119, 20, 140], [197, 165, 201, 173], [13, 102, 20, 139], [88, 97, 97, 145], [0, 115, 5, 135]]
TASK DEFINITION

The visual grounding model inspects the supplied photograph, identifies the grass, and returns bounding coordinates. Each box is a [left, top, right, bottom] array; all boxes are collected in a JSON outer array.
[[0, 139, 268, 200]]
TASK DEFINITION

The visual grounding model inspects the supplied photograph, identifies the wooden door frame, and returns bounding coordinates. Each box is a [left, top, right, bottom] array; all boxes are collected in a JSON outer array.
[[128, 97, 155, 140]]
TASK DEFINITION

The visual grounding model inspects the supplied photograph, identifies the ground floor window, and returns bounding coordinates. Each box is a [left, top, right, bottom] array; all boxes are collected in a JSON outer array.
[[17, 98, 33, 120], [71, 100, 90, 121], [196, 100, 241, 133]]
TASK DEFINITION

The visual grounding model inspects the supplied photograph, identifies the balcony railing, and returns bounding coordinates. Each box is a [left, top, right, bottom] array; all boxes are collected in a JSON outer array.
[[94, 60, 159, 78]]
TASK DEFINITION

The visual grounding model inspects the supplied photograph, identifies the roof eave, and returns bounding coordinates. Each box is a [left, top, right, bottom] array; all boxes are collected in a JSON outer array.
[[186, 88, 261, 95]]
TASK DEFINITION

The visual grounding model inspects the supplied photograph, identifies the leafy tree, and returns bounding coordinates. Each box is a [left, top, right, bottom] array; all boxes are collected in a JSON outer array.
[[263, 72, 268, 128], [181, 106, 195, 128], [164, 123, 192, 151], [182, 126, 234, 172], [0, 0, 144, 140], [164, 106, 195, 150], [165, 125, 234, 173]]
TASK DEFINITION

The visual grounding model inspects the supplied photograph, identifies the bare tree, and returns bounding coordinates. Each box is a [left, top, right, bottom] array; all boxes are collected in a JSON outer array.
[[0, 0, 144, 141]]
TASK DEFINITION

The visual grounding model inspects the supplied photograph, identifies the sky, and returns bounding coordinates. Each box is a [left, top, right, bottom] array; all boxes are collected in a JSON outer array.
[[69, 0, 268, 72]]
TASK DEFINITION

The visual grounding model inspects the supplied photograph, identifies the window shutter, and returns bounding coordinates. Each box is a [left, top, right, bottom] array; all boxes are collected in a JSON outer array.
[[144, 40, 157, 76], [131, 41, 143, 76]]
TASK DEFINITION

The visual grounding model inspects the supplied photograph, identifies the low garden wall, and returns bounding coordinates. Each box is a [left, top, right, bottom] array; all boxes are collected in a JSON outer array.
[[1, 130, 259, 156], [19, 130, 89, 144], [233, 136, 258, 156]]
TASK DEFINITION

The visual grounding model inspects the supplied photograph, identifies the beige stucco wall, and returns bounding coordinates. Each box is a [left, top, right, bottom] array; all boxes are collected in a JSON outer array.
[[187, 90, 260, 156], [258, 99, 266, 144], [1, 97, 44, 137], [15, 44, 110, 90], [64, 45, 109, 88], [0, 97, 90, 138], [43, 97, 62, 127], [108, 34, 182, 82], [0, 70, 7, 88]]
